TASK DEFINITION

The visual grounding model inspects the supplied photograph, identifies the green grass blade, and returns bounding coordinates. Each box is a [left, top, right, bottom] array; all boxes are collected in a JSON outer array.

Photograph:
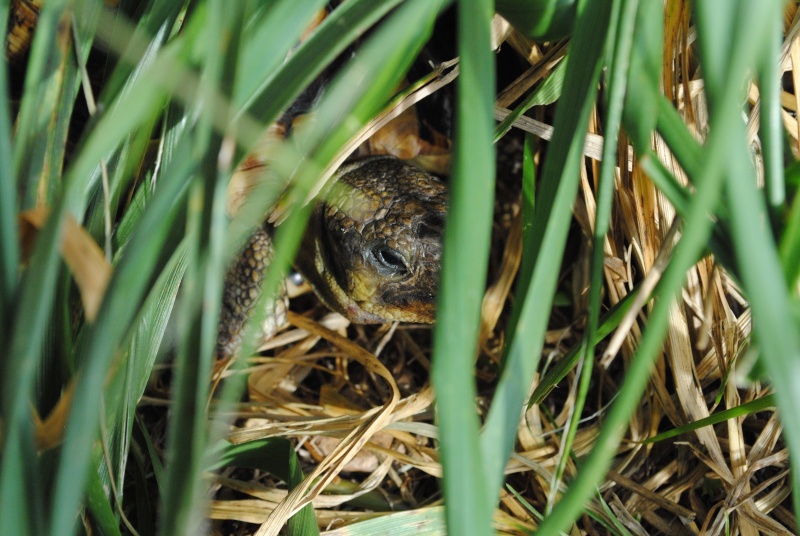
[[780, 162, 800, 285], [322, 507, 446, 535], [548, 0, 646, 509], [84, 454, 123, 536], [159, 2, 245, 532], [233, 0, 327, 110], [233, 0, 406, 126], [430, 0, 495, 534], [479, 0, 612, 501], [536, 1, 784, 531], [48, 146, 194, 535], [643, 394, 777, 444]]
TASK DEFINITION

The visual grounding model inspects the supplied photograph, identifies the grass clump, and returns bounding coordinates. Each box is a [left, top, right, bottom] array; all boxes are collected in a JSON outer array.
[[2, 1, 800, 534]]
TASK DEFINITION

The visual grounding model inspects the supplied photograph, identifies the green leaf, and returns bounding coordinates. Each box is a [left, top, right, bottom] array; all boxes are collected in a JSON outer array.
[[84, 453, 123, 536], [430, 0, 495, 534], [320, 507, 446, 535]]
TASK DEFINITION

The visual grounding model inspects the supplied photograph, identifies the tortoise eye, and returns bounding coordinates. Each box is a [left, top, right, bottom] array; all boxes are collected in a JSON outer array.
[[370, 244, 409, 276]]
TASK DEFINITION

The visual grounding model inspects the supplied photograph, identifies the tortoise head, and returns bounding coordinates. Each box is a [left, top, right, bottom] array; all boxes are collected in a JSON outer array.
[[298, 156, 448, 324]]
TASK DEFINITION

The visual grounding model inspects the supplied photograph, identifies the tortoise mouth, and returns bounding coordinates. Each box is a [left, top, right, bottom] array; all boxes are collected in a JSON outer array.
[[339, 287, 437, 324], [376, 289, 437, 323]]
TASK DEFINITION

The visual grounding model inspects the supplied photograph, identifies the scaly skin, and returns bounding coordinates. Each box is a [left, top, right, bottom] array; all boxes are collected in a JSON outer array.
[[218, 155, 448, 358]]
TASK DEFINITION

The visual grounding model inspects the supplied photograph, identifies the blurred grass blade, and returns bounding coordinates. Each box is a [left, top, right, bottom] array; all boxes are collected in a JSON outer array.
[[159, 1, 245, 532], [479, 0, 612, 499], [758, 4, 784, 207], [48, 144, 194, 535], [0, 0, 18, 344], [96, 0, 188, 103], [430, 0, 495, 535], [0, 0, 84, 514], [1, 14, 101, 526], [12, 0, 69, 206], [233, 0, 327, 110], [234, 0, 406, 127], [621, 0, 661, 152], [720, 15, 800, 533]]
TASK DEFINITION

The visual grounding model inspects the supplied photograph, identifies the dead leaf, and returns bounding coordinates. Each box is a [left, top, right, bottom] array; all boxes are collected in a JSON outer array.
[[20, 207, 112, 322], [308, 433, 393, 473], [32, 379, 75, 450], [366, 105, 423, 159]]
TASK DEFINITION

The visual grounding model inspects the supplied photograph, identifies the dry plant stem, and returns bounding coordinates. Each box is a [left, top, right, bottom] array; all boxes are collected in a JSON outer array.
[[254, 311, 400, 536], [494, 106, 635, 168], [496, 41, 568, 108], [694, 263, 717, 351], [300, 59, 460, 207], [608, 471, 696, 521], [479, 208, 522, 347], [372, 321, 399, 358], [602, 218, 681, 363]]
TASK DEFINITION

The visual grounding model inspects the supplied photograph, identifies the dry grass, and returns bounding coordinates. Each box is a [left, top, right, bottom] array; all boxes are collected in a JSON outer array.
[[125, 7, 800, 536]]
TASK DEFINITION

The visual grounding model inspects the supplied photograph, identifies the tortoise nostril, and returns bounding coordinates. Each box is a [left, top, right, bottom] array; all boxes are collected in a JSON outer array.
[[417, 213, 445, 240]]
